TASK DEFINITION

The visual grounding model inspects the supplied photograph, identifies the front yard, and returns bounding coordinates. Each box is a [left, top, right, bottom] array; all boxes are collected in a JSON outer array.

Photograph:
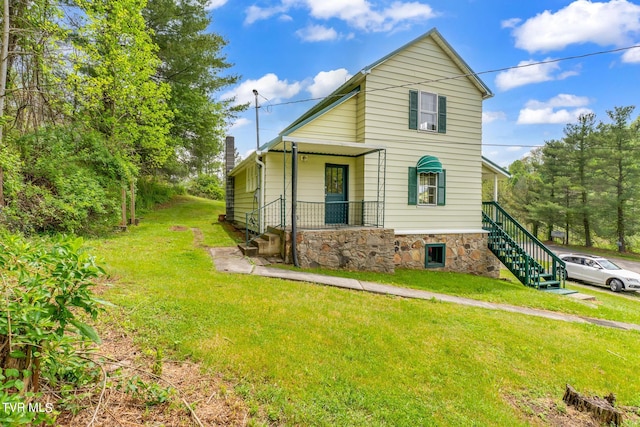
[[88, 196, 640, 426]]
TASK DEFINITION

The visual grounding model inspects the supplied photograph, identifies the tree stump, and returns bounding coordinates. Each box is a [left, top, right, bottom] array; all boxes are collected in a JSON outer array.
[[563, 384, 622, 426]]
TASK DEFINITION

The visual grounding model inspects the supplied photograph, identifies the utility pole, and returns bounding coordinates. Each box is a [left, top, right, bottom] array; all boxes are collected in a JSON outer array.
[[252, 89, 259, 151]]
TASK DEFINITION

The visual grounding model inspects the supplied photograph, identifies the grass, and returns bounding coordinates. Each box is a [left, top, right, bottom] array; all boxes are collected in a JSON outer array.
[[274, 262, 640, 326], [89, 196, 640, 426]]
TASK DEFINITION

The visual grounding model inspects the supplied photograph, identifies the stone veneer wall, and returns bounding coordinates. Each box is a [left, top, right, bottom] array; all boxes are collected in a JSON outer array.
[[393, 233, 501, 278], [294, 228, 395, 273]]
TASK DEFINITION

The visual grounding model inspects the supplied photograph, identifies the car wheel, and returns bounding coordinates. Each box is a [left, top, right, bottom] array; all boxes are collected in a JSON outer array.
[[609, 278, 623, 292], [562, 269, 569, 280]]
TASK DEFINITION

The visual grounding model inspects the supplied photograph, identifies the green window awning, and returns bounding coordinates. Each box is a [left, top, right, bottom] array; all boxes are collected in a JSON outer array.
[[416, 155, 442, 173]]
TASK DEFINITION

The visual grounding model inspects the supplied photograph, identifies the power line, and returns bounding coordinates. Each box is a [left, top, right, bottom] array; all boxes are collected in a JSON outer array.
[[262, 43, 640, 109]]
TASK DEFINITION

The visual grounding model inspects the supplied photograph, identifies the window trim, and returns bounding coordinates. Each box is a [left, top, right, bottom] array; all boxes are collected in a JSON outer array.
[[418, 172, 437, 206], [418, 91, 438, 132], [409, 90, 446, 134], [425, 243, 446, 268]]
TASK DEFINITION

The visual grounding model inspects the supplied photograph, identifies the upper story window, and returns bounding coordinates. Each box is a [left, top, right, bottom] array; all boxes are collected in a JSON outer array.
[[409, 90, 446, 133]]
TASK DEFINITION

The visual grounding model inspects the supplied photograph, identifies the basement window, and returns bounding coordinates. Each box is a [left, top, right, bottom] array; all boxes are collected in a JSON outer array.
[[425, 244, 446, 268]]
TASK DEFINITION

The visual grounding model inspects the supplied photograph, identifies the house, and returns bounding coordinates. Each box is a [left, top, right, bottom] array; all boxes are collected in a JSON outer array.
[[225, 28, 531, 280]]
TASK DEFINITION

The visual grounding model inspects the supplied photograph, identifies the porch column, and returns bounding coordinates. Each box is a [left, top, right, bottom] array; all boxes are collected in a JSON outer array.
[[493, 174, 498, 202]]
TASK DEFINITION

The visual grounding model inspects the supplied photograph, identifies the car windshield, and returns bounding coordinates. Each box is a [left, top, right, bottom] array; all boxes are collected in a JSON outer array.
[[597, 259, 621, 270]]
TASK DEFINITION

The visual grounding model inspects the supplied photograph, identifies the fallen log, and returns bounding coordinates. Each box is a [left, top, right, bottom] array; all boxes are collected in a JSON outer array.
[[563, 384, 623, 426]]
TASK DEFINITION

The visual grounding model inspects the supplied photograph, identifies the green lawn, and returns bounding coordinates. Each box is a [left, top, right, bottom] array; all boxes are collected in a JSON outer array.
[[89, 196, 640, 426]]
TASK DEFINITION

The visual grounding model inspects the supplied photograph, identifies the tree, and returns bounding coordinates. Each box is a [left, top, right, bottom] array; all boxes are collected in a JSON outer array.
[[562, 113, 597, 246], [68, 0, 173, 178], [143, 0, 245, 178], [503, 152, 545, 236], [596, 106, 640, 252]]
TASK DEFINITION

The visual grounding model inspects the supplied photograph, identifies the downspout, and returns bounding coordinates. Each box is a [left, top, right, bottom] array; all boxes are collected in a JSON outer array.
[[291, 142, 299, 267], [255, 152, 265, 233]]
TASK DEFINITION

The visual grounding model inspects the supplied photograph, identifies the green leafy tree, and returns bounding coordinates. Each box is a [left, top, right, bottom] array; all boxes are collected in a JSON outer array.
[[503, 152, 545, 236], [68, 0, 173, 177], [143, 0, 245, 177]]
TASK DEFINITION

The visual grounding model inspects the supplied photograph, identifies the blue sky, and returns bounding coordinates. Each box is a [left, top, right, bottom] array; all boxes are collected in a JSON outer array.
[[206, 0, 640, 167]]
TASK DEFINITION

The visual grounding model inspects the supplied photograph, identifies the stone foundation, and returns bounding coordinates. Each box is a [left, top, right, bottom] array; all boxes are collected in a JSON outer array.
[[281, 228, 500, 278], [294, 228, 395, 273], [393, 233, 500, 278]]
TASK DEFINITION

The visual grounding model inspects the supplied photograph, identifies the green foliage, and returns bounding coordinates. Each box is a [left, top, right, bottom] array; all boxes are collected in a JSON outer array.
[[1, 126, 122, 235], [135, 178, 184, 211], [0, 234, 104, 425], [69, 0, 173, 174], [115, 374, 173, 406], [144, 0, 245, 178], [503, 106, 640, 249], [187, 174, 224, 200]]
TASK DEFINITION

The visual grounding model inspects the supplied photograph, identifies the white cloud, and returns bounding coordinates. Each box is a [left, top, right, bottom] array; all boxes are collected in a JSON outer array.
[[220, 73, 302, 106], [509, 0, 640, 53], [205, 0, 227, 10], [526, 94, 590, 109], [622, 45, 640, 63], [245, 0, 437, 32], [230, 118, 251, 130], [518, 107, 593, 124], [245, 5, 287, 25], [482, 111, 507, 124], [517, 94, 593, 124], [307, 69, 352, 98], [507, 146, 524, 152], [495, 59, 561, 91], [296, 24, 339, 42], [501, 18, 521, 29]]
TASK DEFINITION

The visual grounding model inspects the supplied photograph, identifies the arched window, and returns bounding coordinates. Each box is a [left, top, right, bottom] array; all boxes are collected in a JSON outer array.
[[408, 155, 446, 206]]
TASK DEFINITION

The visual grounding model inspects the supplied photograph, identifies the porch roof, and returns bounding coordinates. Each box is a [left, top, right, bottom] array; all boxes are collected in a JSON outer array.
[[482, 156, 510, 178], [264, 136, 386, 157]]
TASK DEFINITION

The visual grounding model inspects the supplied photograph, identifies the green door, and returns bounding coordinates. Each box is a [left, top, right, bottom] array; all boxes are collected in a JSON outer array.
[[325, 164, 348, 225]]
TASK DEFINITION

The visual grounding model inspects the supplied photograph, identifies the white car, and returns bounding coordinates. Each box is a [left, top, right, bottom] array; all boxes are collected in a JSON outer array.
[[559, 253, 640, 292]]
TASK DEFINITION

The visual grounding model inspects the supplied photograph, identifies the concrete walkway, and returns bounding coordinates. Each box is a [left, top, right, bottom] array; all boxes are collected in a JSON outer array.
[[209, 247, 640, 332]]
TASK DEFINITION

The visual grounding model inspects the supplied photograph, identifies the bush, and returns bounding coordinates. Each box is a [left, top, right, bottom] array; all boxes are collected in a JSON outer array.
[[1, 126, 126, 235], [135, 178, 182, 211], [187, 174, 225, 200], [0, 233, 104, 425]]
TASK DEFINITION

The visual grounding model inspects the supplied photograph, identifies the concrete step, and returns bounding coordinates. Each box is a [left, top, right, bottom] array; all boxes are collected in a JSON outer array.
[[251, 232, 281, 256], [238, 244, 258, 256]]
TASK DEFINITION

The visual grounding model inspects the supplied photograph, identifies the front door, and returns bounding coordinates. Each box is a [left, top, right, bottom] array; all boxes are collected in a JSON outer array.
[[325, 164, 348, 224]]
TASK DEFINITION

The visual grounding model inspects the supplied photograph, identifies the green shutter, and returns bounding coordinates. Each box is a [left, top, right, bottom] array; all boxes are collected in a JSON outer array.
[[437, 95, 446, 134], [409, 90, 418, 130], [408, 167, 417, 205], [437, 170, 446, 206]]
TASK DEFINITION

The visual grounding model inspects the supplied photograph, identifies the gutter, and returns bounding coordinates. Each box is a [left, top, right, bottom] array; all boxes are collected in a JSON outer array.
[[255, 151, 266, 234]]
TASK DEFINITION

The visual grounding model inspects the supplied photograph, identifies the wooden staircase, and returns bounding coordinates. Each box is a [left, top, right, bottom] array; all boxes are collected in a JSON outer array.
[[483, 202, 566, 291]]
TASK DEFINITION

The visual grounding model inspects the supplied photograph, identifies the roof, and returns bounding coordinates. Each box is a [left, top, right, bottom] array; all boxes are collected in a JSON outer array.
[[268, 27, 493, 149], [482, 156, 511, 178]]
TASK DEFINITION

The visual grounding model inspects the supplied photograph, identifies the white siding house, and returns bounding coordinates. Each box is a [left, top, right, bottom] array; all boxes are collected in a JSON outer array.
[[227, 28, 509, 276]]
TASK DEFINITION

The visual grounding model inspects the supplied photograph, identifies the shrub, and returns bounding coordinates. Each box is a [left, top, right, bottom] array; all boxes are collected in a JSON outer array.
[[187, 174, 225, 200], [135, 177, 181, 211], [0, 233, 104, 425], [1, 126, 126, 235]]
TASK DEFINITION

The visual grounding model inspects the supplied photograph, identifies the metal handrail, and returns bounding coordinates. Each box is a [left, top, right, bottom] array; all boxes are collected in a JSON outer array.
[[245, 196, 284, 245], [483, 202, 565, 288]]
